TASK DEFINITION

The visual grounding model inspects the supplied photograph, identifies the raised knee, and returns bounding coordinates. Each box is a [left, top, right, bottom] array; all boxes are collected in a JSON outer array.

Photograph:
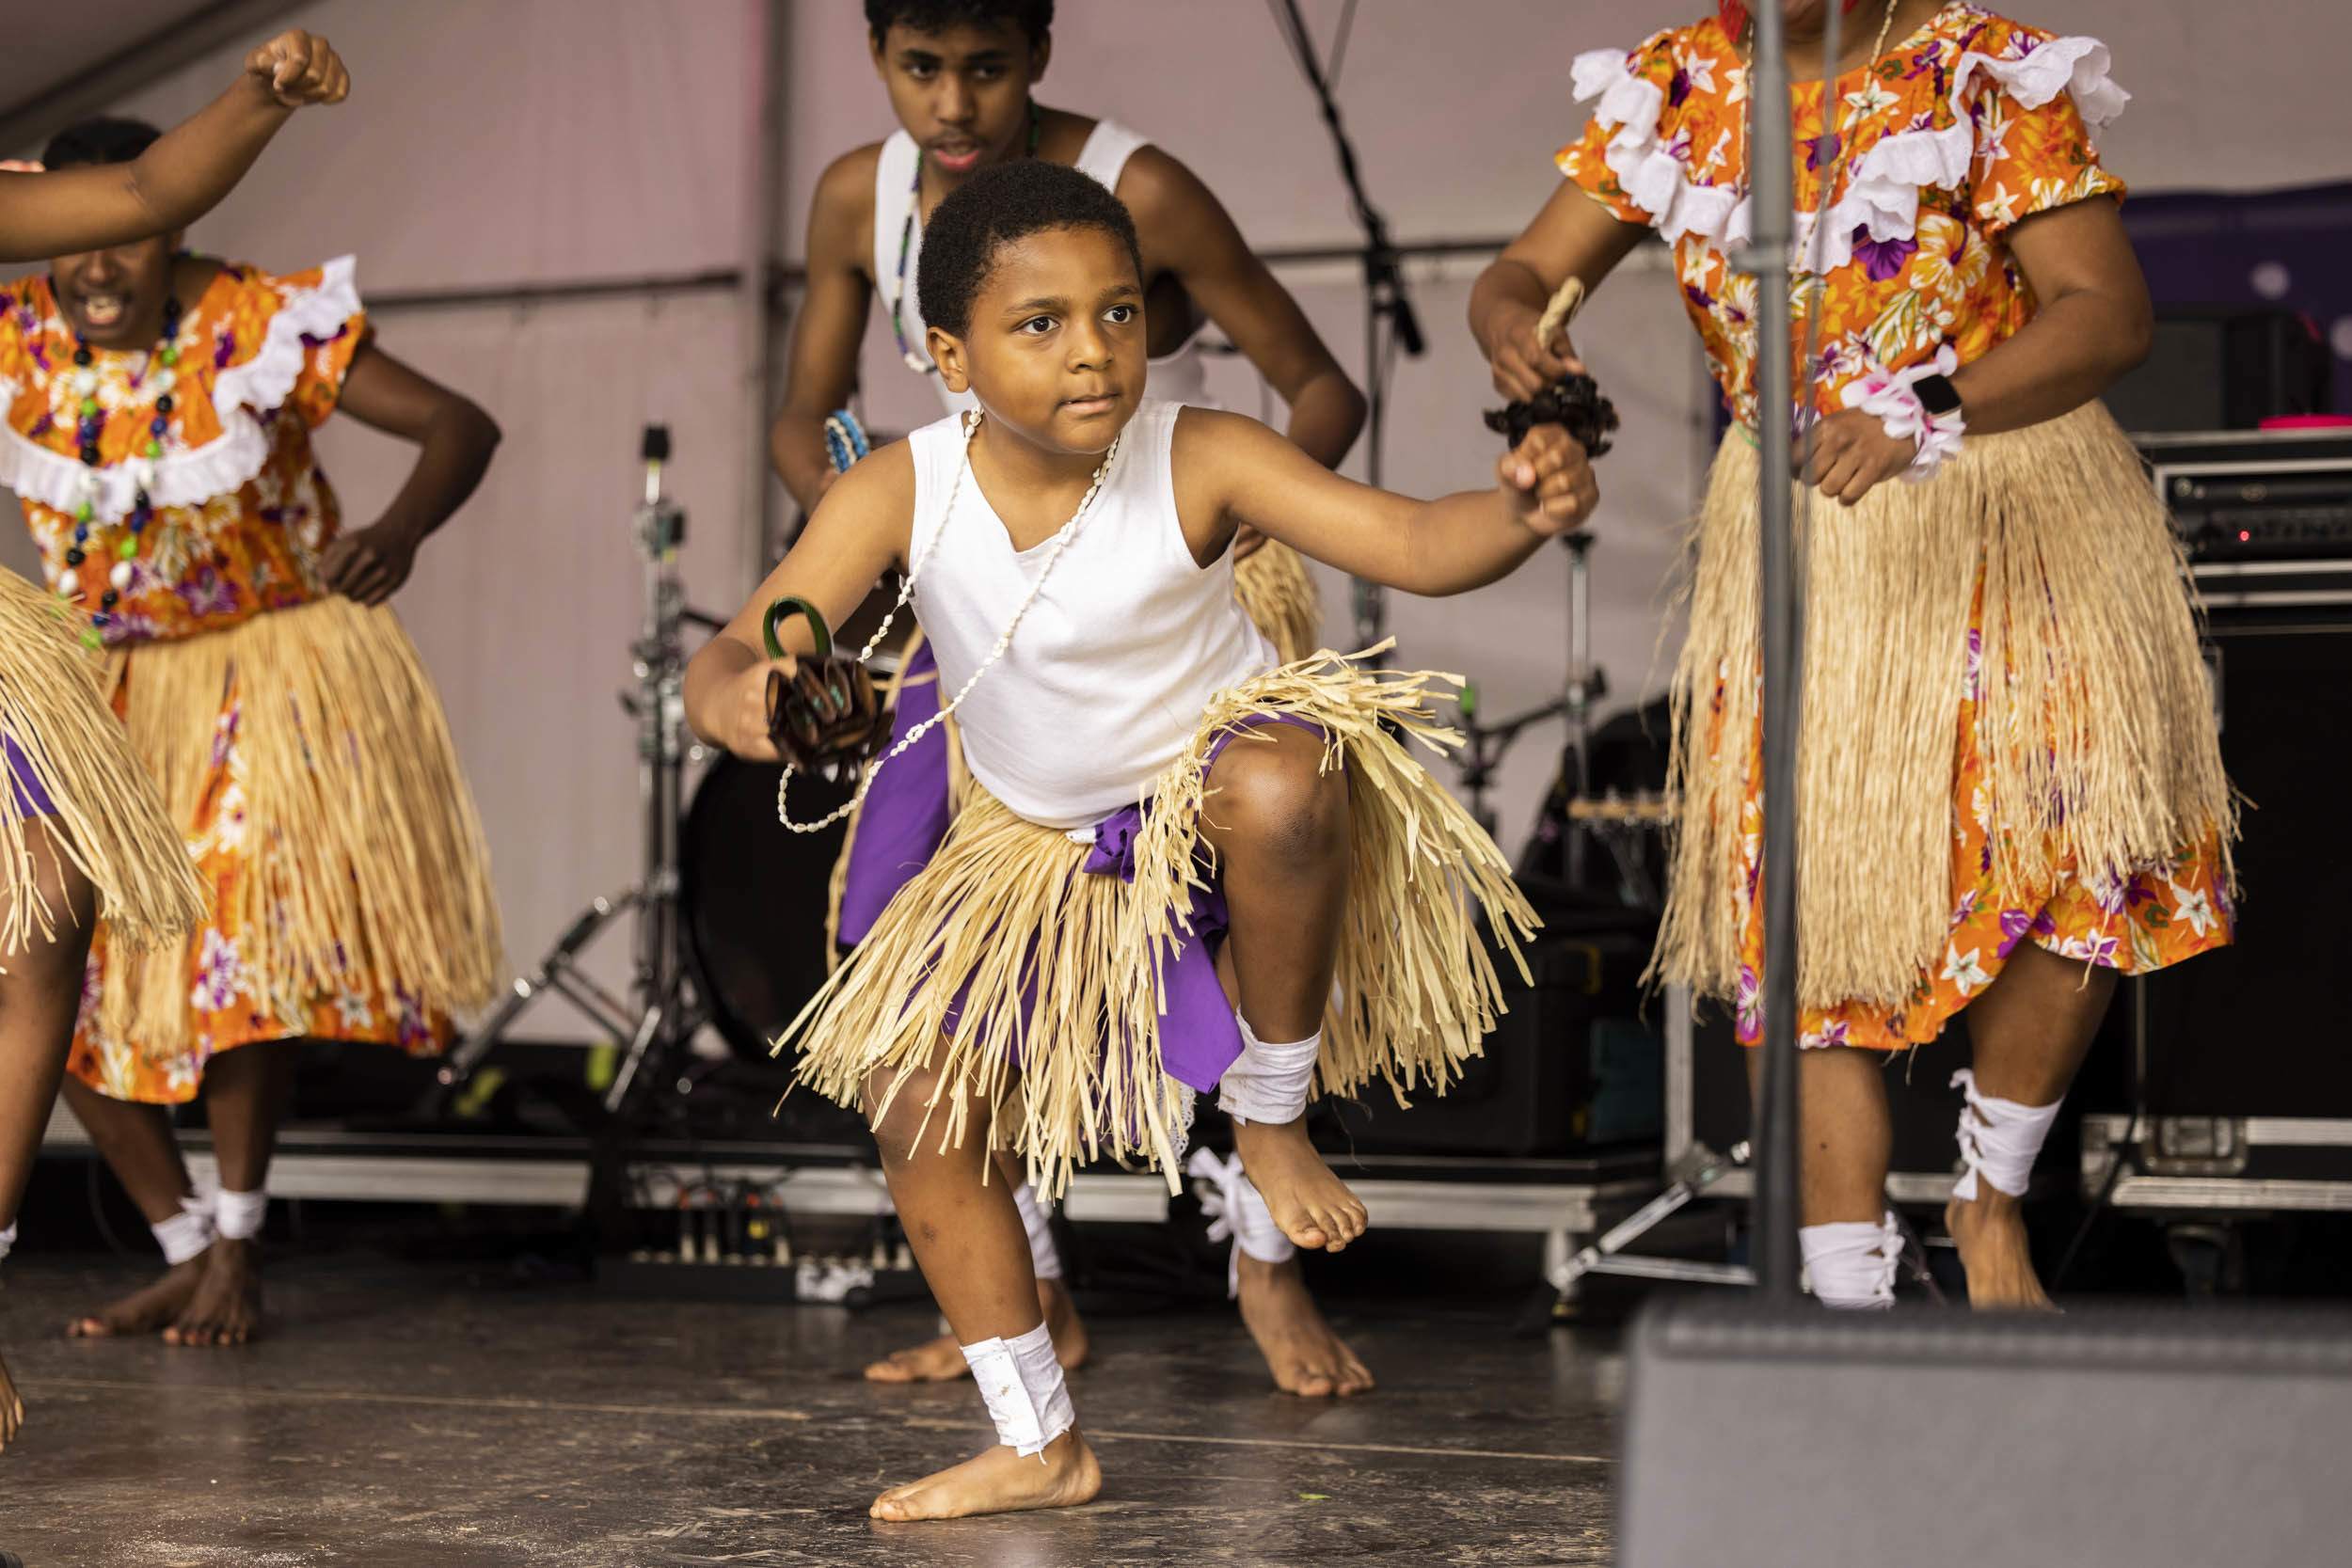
[[1215, 738, 1347, 868]]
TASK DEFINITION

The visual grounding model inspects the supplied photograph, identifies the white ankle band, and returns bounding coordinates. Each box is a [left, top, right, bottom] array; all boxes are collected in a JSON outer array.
[[961, 1322, 1074, 1460], [1800, 1212, 1902, 1309], [215, 1188, 267, 1242], [151, 1192, 216, 1266], [1011, 1181, 1062, 1282], [1185, 1148, 1296, 1297], [0, 1220, 15, 1264], [1217, 1015, 1321, 1126], [1950, 1069, 2061, 1201]]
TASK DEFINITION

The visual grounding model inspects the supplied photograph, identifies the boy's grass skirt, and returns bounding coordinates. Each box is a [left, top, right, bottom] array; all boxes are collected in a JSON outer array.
[[1654, 400, 2234, 1019], [0, 570, 205, 951], [786, 652, 1537, 1199], [87, 594, 503, 1078]]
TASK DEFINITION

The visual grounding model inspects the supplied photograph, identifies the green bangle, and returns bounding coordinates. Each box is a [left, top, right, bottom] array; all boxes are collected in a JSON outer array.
[[762, 595, 834, 661]]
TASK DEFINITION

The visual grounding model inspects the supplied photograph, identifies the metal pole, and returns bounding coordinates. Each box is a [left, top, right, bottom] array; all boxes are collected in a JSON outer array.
[[1741, 0, 1808, 1306]]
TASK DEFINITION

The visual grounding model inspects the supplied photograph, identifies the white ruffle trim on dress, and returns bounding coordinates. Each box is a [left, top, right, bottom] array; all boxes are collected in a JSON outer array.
[[1568, 30, 2123, 275], [0, 255, 360, 526]]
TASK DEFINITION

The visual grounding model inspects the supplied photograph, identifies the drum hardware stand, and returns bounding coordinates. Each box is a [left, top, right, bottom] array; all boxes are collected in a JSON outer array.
[[437, 425, 724, 1125], [1268, 0, 1422, 664], [1550, 1140, 1944, 1305]]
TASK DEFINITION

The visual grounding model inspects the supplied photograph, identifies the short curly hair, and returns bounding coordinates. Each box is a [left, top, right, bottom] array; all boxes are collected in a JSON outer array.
[[41, 117, 162, 171], [916, 159, 1143, 341], [865, 1, 1053, 46]]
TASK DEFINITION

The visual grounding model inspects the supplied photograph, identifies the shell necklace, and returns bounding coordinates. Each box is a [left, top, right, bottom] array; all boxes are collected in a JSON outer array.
[[776, 407, 1121, 832]]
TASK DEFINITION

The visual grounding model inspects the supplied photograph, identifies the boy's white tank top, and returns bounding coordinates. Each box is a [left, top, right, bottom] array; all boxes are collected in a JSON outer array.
[[905, 399, 1274, 829], [873, 119, 1213, 412]]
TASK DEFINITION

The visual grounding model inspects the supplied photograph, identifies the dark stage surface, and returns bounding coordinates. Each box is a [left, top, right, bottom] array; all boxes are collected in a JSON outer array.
[[0, 1253, 1617, 1565]]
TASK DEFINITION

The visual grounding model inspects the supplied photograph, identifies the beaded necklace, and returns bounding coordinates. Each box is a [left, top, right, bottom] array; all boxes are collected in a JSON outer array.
[[887, 101, 1043, 373], [59, 287, 184, 646], [777, 405, 1120, 832]]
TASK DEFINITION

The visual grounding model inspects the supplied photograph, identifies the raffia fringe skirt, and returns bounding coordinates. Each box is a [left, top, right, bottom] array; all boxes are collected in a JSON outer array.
[[97, 594, 504, 1053], [0, 570, 204, 949], [787, 651, 1537, 1199], [1653, 401, 2234, 1014]]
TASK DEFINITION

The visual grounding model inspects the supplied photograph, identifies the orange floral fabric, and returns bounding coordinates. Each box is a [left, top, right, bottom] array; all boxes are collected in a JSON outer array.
[[1558, 3, 2126, 429], [3, 256, 449, 1103], [1724, 576, 2233, 1052], [65, 665, 449, 1105], [2, 259, 367, 643]]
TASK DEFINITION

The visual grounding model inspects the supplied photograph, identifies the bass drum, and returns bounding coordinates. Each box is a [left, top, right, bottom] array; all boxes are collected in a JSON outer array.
[[679, 753, 855, 1060]]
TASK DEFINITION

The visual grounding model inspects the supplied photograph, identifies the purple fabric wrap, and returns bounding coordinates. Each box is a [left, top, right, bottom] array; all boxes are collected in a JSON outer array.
[[834, 640, 954, 945], [4, 736, 56, 820], [850, 672, 1324, 1096]]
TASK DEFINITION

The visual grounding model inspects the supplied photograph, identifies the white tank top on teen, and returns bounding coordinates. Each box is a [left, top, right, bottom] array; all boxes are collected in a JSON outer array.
[[873, 119, 1213, 412], [906, 400, 1273, 829]]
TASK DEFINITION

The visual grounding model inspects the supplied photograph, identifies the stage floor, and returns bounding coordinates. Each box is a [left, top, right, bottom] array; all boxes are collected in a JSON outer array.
[[0, 1253, 1618, 1565]]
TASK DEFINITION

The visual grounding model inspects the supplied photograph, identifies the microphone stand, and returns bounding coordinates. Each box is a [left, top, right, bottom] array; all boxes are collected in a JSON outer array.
[[1273, 0, 1424, 660], [1740, 0, 1827, 1306]]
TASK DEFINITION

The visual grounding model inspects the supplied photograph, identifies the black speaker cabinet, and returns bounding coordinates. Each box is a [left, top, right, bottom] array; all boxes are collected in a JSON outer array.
[[1624, 1298, 2352, 1568], [2124, 609, 2352, 1118], [1321, 908, 1661, 1158], [2103, 307, 2330, 433]]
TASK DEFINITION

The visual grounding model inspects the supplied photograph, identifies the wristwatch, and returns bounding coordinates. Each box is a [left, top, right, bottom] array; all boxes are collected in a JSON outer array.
[[1912, 372, 1963, 420]]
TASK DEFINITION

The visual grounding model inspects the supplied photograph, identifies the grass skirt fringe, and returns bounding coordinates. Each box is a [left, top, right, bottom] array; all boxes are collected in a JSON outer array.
[[785, 649, 1537, 1199], [1232, 540, 1325, 666], [0, 571, 204, 949], [99, 594, 504, 1053], [1655, 401, 2233, 1013]]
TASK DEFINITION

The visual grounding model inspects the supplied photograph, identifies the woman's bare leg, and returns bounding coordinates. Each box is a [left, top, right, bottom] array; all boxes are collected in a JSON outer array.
[[1947, 942, 2114, 1309], [58, 1073, 206, 1338], [167, 1037, 296, 1345]]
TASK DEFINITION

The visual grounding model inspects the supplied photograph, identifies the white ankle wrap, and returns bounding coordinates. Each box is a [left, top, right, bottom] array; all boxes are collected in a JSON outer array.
[[961, 1322, 1074, 1459], [1950, 1069, 2061, 1202], [215, 1188, 268, 1242], [1185, 1148, 1296, 1297], [1011, 1181, 1062, 1282], [0, 1219, 15, 1264], [1800, 1212, 1902, 1309], [151, 1190, 216, 1266], [1217, 1015, 1321, 1126]]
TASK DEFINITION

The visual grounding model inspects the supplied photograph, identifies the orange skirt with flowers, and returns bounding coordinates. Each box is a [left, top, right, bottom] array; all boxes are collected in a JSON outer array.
[[67, 597, 500, 1105], [1724, 584, 2233, 1052]]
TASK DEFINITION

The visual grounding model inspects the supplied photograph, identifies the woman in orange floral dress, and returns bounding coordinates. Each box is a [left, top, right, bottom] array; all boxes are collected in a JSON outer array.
[[1471, 0, 2233, 1308], [0, 116, 503, 1347]]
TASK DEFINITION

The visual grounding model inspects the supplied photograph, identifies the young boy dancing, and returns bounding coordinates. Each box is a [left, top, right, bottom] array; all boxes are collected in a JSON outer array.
[[785, 0, 1372, 1397], [688, 161, 1590, 1521]]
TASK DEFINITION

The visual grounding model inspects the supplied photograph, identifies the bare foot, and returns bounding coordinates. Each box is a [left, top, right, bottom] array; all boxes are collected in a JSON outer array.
[[0, 1348, 22, 1454], [1230, 1117, 1367, 1252], [164, 1238, 262, 1346], [1946, 1192, 2057, 1311], [1235, 1251, 1372, 1397], [866, 1277, 1089, 1383], [869, 1429, 1101, 1522], [65, 1256, 206, 1338]]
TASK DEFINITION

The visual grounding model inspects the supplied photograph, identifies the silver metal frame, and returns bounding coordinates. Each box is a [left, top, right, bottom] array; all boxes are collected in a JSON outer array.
[[2081, 1113, 2352, 1213]]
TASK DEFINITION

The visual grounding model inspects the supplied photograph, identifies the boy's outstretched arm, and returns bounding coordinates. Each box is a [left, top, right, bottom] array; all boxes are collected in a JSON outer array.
[[0, 30, 348, 262], [1173, 407, 1594, 599], [686, 442, 914, 762]]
